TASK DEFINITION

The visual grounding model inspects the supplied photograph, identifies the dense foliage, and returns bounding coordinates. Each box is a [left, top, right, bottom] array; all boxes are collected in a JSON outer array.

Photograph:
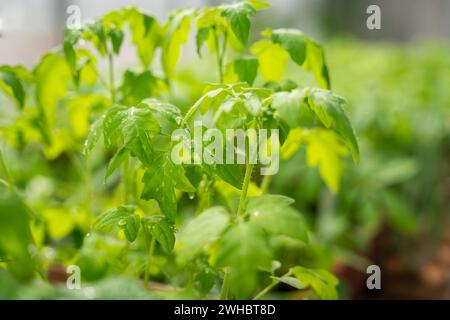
[[0, 1, 448, 300]]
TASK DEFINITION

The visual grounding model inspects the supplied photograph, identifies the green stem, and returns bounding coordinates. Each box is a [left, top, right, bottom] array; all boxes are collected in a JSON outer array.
[[122, 154, 130, 204], [260, 175, 272, 195], [0, 148, 13, 187], [108, 53, 116, 103], [236, 162, 254, 218], [213, 27, 224, 83], [253, 271, 292, 300], [220, 270, 231, 300], [143, 225, 156, 288]]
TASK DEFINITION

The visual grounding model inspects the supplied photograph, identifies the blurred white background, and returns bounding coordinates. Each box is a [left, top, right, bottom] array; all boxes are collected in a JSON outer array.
[[0, 0, 449, 65]]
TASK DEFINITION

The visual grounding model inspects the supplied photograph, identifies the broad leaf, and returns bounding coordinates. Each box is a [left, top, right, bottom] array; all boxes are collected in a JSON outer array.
[[270, 29, 307, 65], [162, 9, 192, 79], [215, 221, 272, 299], [251, 40, 289, 82], [103, 105, 160, 166], [119, 70, 166, 106], [215, 164, 244, 190], [220, 2, 256, 47], [177, 207, 229, 264], [307, 88, 359, 162], [141, 156, 195, 222], [246, 195, 308, 242], [128, 9, 161, 67]]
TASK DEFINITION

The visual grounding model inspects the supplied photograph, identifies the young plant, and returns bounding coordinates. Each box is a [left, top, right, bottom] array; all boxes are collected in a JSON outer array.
[[0, 1, 359, 300]]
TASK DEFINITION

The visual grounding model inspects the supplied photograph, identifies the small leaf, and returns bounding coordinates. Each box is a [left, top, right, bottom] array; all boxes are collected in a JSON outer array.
[[233, 56, 259, 85], [220, 2, 255, 47], [307, 88, 359, 163], [143, 215, 175, 252], [83, 116, 104, 157], [119, 70, 166, 106], [271, 275, 304, 289], [291, 266, 339, 300], [196, 27, 210, 57], [105, 147, 128, 182], [270, 29, 307, 65], [109, 29, 124, 55], [215, 164, 243, 190], [0, 70, 26, 109], [95, 205, 140, 242]]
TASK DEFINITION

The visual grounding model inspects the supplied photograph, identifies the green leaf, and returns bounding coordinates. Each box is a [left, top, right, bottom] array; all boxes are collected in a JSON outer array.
[[271, 89, 308, 128], [233, 56, 259, 85], [263, 28, 330, 89], [105, 147, 128, 182], [220, 2, 256, 47], [162, 9, 192, 79], [246, 195, 308, 242], [177, 207, 229, 264], [196, 27, 211, 57], [34, 53, 71, 139], [271, 275, 305, 290], [95, 205, 140, 242], [251, 40, 289, 82], [141, 157, 194, 222], [138, 99, 183, 135], [303, 129, 349, 193], [103, 105, 160, 166], [83, 116, 104, 157], [382, 191, 417, 234], [215, 164, 243, 189], [291, 266, 339, 300], [270, 29, 307, 65], [88, 20, 108, 56], [215, 221, 271, 299], [304, 39, 330, 89], [0, 185, 34, 280], [307, 88, 359, 163], [109, 29, 125, 55], [141, 163, 177, 222], [119, 70, 166, 106], [0, 69, 26, 109], [128, 9, 160, 67], [195, 268, 217, 295], [143, 215, 175, 252]]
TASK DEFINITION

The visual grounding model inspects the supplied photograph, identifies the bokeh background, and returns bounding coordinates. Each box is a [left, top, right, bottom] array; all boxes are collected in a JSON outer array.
[[0, 0, 449, 299]]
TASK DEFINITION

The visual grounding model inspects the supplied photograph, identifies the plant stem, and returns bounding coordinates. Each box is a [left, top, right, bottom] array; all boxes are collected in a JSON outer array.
[[220, 270, 230, 300], [213, 27, 224, 83], [0, 148, 13, 187], [108, 53, 116, 103], [260, 175, 272, 195], [143, 224, 156, 288], [122, 154, 130, 203], [236, 162, 254, 218], [253, 271, 292, 300]]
